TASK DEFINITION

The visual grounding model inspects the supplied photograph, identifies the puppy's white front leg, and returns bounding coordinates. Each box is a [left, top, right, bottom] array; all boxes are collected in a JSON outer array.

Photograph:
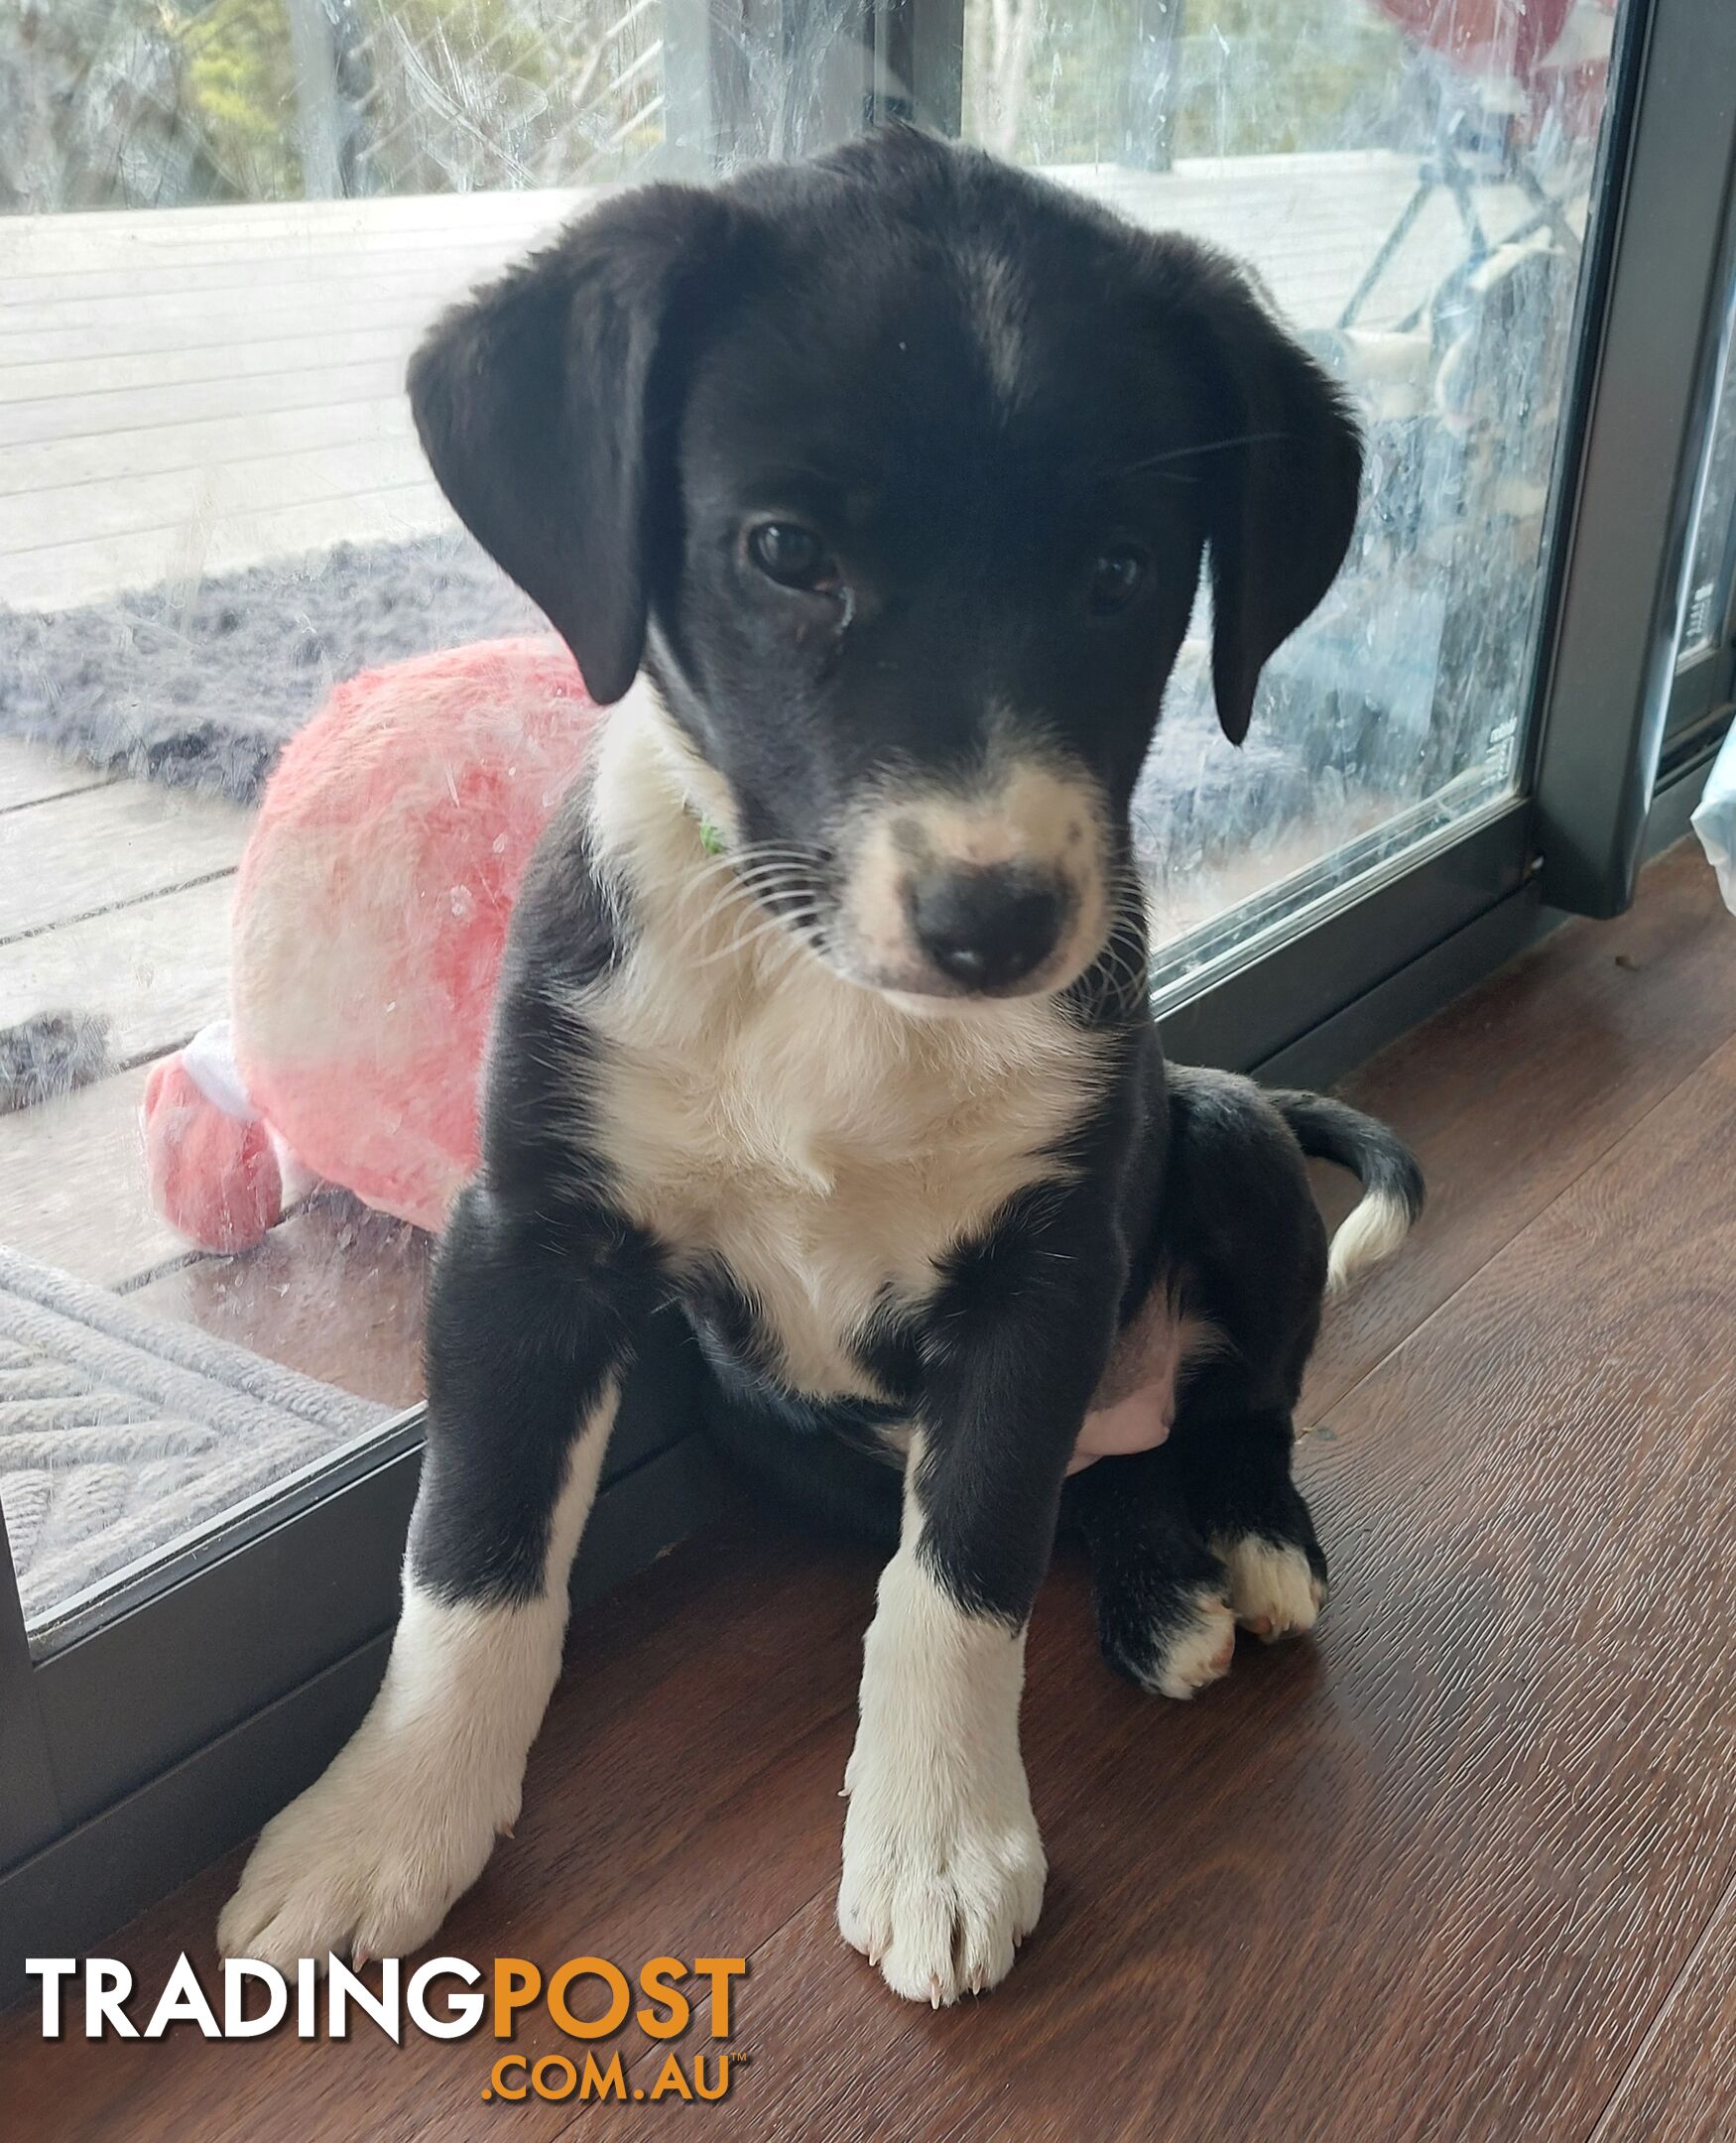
[[219, 1388, 616, 1967], [838, 1500, 1047, 2007]]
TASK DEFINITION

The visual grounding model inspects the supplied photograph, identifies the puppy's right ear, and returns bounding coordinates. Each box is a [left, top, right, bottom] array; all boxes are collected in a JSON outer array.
[[408, 186, 730, 704]]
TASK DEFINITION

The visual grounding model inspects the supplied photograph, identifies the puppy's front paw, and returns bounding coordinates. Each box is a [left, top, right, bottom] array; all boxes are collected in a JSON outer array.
[[1218, 1533, 1327, 1643], [218, 1720, 515, 1968], [838, 1744, 1046, 2006]]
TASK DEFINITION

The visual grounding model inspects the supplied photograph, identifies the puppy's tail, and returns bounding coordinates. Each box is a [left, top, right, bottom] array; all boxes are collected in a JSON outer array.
[[1273, 1091, 1426, 1295]]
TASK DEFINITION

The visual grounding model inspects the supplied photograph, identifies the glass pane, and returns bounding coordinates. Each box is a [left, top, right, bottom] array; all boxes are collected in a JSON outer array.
[[962, 0, 1627, 981], [0, 0, 697, 1652], [1675, 287, 1736, 666]]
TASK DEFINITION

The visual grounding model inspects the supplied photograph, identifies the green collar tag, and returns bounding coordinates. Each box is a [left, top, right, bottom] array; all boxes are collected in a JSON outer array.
[[697, 816, 726, 856]]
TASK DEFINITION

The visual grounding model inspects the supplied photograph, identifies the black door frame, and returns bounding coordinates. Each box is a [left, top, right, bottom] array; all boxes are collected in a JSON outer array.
[[1526, 0, 1736, 917]]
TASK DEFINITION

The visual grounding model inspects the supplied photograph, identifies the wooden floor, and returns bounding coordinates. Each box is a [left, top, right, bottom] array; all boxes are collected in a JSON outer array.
[[2, 835, 1733, 2139]]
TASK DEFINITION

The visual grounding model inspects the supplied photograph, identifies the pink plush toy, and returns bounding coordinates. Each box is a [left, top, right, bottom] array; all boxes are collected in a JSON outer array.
[[143, 637, 598, 1253]]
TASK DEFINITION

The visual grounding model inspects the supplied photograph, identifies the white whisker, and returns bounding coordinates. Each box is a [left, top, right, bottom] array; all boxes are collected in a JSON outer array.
[[1117, 429, 1290, 477]]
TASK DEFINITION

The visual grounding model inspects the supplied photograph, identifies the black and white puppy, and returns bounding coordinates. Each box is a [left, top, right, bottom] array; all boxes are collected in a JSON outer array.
[[220, 127, 1423, 2006]]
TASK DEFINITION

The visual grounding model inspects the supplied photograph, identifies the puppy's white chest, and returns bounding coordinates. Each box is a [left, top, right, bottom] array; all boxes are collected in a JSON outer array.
[[574, 695, 1103, 1397], [590, 936, 1094, 1398]]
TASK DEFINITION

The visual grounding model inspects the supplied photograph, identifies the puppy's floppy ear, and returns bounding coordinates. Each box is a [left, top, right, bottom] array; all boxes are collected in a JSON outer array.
[[408, 185, 730, 704], [1184, 255, 1363, 746]]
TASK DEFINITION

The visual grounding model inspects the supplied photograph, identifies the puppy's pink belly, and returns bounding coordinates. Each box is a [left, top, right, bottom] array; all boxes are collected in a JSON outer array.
[[1068, 1287, 1218, 1474], [1067, 1384, 1175, 1473]]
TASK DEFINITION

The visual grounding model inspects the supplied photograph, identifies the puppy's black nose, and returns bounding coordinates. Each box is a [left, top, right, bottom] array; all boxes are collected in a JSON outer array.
[[910, 866, 1065, 991]]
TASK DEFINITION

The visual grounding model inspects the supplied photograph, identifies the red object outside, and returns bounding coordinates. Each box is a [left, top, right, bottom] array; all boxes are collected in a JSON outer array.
[[1372, 0, 1577, 79], [1369, 0, 1614, 140]]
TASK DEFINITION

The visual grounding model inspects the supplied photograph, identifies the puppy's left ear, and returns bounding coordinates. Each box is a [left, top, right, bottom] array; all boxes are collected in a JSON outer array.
[[407, 186, 732, 704], [1184, 256, 1363, 746]]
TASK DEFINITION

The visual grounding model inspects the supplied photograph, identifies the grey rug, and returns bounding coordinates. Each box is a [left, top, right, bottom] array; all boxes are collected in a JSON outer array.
[[0, 1246, 390, 1629], [0, 1010, 111, 1113], [0, 531, 539, 805]]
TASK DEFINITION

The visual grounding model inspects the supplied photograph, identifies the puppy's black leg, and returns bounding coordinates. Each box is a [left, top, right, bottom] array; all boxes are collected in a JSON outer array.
[[838, 1191, 1121, 2007], [1065, 1447, 1239, 1699], [1119, 1064, 1332, 1662], [220, 1181, 660, 1966], [1168, 1394, 1328, 1645]]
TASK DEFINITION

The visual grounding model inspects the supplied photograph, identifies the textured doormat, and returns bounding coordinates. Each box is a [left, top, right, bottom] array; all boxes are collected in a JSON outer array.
[[0, 1246, 391, 1629]]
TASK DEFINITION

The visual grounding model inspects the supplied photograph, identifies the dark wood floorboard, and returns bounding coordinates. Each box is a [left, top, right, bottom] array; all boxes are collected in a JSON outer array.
[[3, 1524, 883, 2143], [1592, 1870, 1736, 2143], [1303, 836, 1736, 1417], [5, 840, 1735, 2141]]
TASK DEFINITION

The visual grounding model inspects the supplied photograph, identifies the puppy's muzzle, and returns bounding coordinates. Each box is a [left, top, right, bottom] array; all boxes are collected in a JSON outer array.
[[908, 863, 1068, 993]]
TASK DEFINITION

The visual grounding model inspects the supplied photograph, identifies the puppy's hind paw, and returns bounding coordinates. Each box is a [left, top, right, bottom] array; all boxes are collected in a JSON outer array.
[[1218, 1534, 1326, 1644], [1100, 1582, 1236, 1701]]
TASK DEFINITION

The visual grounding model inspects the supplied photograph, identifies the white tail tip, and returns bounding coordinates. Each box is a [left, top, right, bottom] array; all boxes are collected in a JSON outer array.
[[1326, 1188, 1414, 1295]]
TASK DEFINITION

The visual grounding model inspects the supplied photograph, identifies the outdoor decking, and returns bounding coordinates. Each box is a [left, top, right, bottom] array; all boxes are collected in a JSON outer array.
[[0, 735, 433, 1413], [0, 152, 1530, 610]]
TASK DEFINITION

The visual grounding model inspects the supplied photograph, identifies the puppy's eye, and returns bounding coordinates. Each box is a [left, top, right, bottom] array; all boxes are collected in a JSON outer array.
[[1088, 547, 1148, 617], [747, 521, 839, 593]]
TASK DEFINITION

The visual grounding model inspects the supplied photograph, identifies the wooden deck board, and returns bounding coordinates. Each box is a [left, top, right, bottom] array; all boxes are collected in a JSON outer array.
[[0, 153, 1548, 612], [2, 324, 423, 409], [0, 782, 249, 945], [0, 874, 233, 1066], [130, 1202, 433, 1412], [0, 435, 430, 557], [0, 739, 113, 813], [0, 261, 506, 356], [0, 397, 414, 501], [0, 485, 448, 611], [0, 748, 242, 1289], [0, 360, 411, 453], [0, 1059, 186, 1288]]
